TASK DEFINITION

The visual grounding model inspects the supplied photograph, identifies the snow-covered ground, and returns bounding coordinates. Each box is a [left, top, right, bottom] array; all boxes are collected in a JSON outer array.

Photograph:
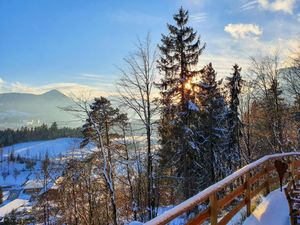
[[0, 138, 95, 187], [243, 188, 290, 225], [0, 137, 95, 220], [0, 161, 34, 187], [0, 199, 29, 218], [2, 138, 94, 160]]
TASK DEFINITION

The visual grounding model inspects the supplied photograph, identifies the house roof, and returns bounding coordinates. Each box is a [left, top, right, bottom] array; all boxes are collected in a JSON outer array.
[[23, 180, 44, 190]]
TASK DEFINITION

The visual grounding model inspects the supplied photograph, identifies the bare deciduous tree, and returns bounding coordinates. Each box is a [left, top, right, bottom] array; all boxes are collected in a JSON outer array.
[[283, 45, 300, 106], [247, 52, 286, 154], [117, 33, 158, 220]]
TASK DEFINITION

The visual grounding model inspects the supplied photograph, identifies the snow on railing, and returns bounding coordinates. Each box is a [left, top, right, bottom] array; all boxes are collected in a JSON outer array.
[[145, 152, 300, 225]]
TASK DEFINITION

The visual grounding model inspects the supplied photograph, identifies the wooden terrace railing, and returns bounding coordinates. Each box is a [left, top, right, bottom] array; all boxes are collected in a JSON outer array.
[[145, 152, 300, 225]]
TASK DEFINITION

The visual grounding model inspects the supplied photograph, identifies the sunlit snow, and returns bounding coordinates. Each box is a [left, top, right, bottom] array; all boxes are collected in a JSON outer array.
[[243, 188, 290, 225]]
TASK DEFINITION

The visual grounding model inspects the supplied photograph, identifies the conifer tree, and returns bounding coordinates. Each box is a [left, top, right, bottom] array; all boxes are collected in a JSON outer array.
[[80, 97, 127, 225], [196, 63, 229, 184], [226, 64, 243, 170], [157, 7, 205, 200]]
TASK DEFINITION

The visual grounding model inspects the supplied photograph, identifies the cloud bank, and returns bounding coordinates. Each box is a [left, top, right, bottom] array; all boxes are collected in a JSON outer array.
[[224, 23, 263, 39], [241, 0, 296, 14], [190, 13, 207, 23], [0, 80, 114, 99]]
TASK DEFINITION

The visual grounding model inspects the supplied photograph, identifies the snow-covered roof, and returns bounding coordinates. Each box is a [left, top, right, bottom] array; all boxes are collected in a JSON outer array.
[[23, 180, 44, 190], [0, 199, 29, 217], [51, 177, 63, 190]]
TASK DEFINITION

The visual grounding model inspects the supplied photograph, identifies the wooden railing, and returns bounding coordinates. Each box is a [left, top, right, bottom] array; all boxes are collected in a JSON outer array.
[[145, 152, 300, 225]]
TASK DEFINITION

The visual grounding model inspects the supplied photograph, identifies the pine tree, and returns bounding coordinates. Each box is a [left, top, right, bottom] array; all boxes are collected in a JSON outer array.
[[80, 97, 127, 225], [81, 97, 127, 148], [157, 7, 205, 200], [3, 210, 17, 224], [226, 64, 243, 170], [196, 63, 229, 185]]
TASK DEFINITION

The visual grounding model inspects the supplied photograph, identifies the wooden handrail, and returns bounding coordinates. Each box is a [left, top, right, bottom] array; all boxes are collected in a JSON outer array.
[[145, 152, 300, 225]]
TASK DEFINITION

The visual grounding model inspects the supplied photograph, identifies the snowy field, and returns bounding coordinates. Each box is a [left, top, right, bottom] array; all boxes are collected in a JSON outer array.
[[0, 161, 38, 187], [2, 138, 94, 160], [0, 138, 96, 187]]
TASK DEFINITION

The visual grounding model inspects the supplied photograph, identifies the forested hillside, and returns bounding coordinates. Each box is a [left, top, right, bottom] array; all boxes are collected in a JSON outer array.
[[0, 122, 81, 147]]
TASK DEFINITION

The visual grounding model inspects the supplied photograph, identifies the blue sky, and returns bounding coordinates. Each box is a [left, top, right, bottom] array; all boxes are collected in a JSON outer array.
[[0, 0, 299, 97]]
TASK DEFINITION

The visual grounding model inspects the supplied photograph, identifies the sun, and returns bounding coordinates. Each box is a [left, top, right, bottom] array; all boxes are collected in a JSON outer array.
[[184, 80, 192, 91]]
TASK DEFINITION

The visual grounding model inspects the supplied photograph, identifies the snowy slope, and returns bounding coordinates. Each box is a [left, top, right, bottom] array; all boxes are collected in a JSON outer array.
[[0, 199, 29, 217], [2, 138, 94, 160], [0, 138, 97, 219], [0, 138, 95, 187], [0, 161, 34, 187]]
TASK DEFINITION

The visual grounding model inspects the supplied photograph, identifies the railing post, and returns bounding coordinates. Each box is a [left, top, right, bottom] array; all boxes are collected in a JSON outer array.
[[265, 160, 270, 196], [245, 171, 251, 216], [209, 192, 218, 225], [289, 158, 294, 178]]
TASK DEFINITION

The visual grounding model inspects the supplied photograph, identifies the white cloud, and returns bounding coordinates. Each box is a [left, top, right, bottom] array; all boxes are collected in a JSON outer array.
[[297, 13, 300, 22], [198, 30, 300, 79], [79, 73, 103, 78], [0, 81, 116, 99], [190, 13, 207, 23], [0, 78, 5, 85], [258, 0, 295, 14], [241, 0, 259, 11], [224, 23, 263, 39]]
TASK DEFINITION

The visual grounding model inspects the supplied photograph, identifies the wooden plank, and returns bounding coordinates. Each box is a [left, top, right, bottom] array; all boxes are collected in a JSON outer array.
[[249, 171, 265, 184], [290, 160, 295, 178], [294, 170, 300, 176], [218, 185, 244, 209], [186, 208, 210, 225], [218, 199, 246, 225], [245, 172, 251, 217], [292, 160, 300, 168], [266, 166, 275, 173], [210, 193, 218, 225], [265, 161, 270, 195]]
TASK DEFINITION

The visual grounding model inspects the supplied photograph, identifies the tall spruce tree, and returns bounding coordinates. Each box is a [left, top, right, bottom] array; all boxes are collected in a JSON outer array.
[[225, 64, 243, 170], [196, 63, 229, 185], [157, 7, 205, 200]]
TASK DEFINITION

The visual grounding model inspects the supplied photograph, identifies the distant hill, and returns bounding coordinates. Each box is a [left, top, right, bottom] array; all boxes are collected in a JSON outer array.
[[0, 90, 81, 129]]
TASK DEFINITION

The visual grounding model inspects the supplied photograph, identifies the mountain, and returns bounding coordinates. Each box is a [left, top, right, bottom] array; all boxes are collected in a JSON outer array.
[[0, 90, 81, 129]]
